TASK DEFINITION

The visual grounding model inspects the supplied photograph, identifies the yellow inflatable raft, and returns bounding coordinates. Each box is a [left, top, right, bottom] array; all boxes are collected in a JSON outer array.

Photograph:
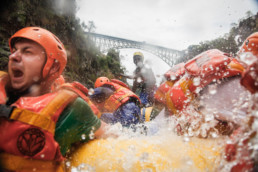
[[69, 134, 224, 172]]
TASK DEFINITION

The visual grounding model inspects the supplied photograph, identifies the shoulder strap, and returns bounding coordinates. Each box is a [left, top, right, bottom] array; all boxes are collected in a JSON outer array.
[[60, 82, 102, 118], [40, 89, 78, 118], [10, 89, 78, 134], [111, 79, 130, 89]]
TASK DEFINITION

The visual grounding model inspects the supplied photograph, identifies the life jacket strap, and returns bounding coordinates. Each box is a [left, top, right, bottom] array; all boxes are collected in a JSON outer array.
[[141, 107, 153, 122], [165, 91, 177, 114], [40, 89, 78, 119], [10, 108, 56, 134], [0, 152, 65, 172], [60, 83, 102, 118], [104, 87, 132, 112], [10, 89, 78, 134]]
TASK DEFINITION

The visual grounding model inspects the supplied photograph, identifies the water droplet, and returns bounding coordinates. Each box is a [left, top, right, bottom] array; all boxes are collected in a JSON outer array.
[[183, 136, 190, 142], [208, 85, 217, 95], [66, 161, 71, 167], [226, 140, 233, 144], [137, 77, 143, 83], [81, 134, 86, 140], [234, 35, 242, 44], [89, 130, 95, 139], [186, 159, 193, 166], [188, 127, 194, 136], [88, 88, 94, 96], [195, 87, 202, 93], [140, 152, 149, 163], [33, 76, 40, 82], [205, 114, 214, 121], [239, 52, 256, 65], [170, 75, 177, 81], [184, 98, 191, 103], [71, 168, 78, 172], [193, 77, 200, 86]]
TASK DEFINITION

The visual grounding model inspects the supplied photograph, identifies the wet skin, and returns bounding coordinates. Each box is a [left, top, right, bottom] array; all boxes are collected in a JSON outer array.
[[8, 39, 46, 93]]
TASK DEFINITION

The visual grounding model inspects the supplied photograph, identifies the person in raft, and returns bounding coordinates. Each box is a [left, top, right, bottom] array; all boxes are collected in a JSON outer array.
[[221, 32, 258, 172], [151, 48, 250, 138], [0, 26, 107, 172], [90, 77, 144, 127]]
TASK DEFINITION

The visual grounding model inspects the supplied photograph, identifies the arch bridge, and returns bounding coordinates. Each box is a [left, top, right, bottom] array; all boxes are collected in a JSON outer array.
[[85, 32, 183, 67]]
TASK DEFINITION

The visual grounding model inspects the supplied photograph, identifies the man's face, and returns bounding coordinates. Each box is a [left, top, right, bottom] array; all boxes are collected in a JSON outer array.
[[8, 39, 46, 92], [133, 55, 143, 66]]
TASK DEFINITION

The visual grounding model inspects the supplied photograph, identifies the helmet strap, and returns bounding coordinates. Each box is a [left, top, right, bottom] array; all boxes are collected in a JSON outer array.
[[48, 61, 60, 77], [41, 62, 61, 94]]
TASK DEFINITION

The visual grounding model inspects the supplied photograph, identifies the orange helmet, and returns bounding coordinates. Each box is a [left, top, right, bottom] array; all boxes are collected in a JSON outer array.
[[238, 32, 258, 57], [9, 27, 67, 79], [94, 77, 110, 88]]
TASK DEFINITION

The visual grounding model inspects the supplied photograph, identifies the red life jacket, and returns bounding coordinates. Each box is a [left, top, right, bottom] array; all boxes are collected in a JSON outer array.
[[165, 49, 245, 114], [60, 82, 102, 118], [164, 62, 185, 81], [99, 81, 140, 113], [154, 80, 175, 105], [224, 127, 254, 172], [241, 60, 258, 94], [0, 72, 92, 171], [110, 79, 130, 89], [154, 63, 185, 105]]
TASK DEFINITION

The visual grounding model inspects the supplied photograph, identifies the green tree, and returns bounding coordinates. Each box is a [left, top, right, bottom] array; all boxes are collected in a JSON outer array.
[[0, 0, 126, 88], [182, 12, 258, 62]]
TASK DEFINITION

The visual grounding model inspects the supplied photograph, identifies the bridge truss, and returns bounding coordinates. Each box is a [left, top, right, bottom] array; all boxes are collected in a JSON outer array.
[[85, 32, 183, 67]]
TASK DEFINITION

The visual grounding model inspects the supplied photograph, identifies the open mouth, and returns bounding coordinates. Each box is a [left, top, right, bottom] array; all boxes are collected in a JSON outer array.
[[12, 69, 24, 78]]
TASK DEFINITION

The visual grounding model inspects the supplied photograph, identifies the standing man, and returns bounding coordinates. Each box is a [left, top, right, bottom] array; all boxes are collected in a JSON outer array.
[[121, 52, 156, 107], [0, 27, 106, 172]]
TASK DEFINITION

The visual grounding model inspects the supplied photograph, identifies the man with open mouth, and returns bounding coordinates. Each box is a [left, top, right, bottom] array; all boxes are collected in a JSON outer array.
[[0, 27, 107, 172]]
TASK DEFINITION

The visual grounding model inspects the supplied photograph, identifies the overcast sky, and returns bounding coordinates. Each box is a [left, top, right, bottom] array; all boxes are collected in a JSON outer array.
[[75, 0, 258, 85], [76, 0, 258, 51]]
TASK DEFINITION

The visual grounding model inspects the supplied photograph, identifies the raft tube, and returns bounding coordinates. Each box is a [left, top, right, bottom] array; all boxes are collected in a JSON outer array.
[[69, 135, 224, 171]]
